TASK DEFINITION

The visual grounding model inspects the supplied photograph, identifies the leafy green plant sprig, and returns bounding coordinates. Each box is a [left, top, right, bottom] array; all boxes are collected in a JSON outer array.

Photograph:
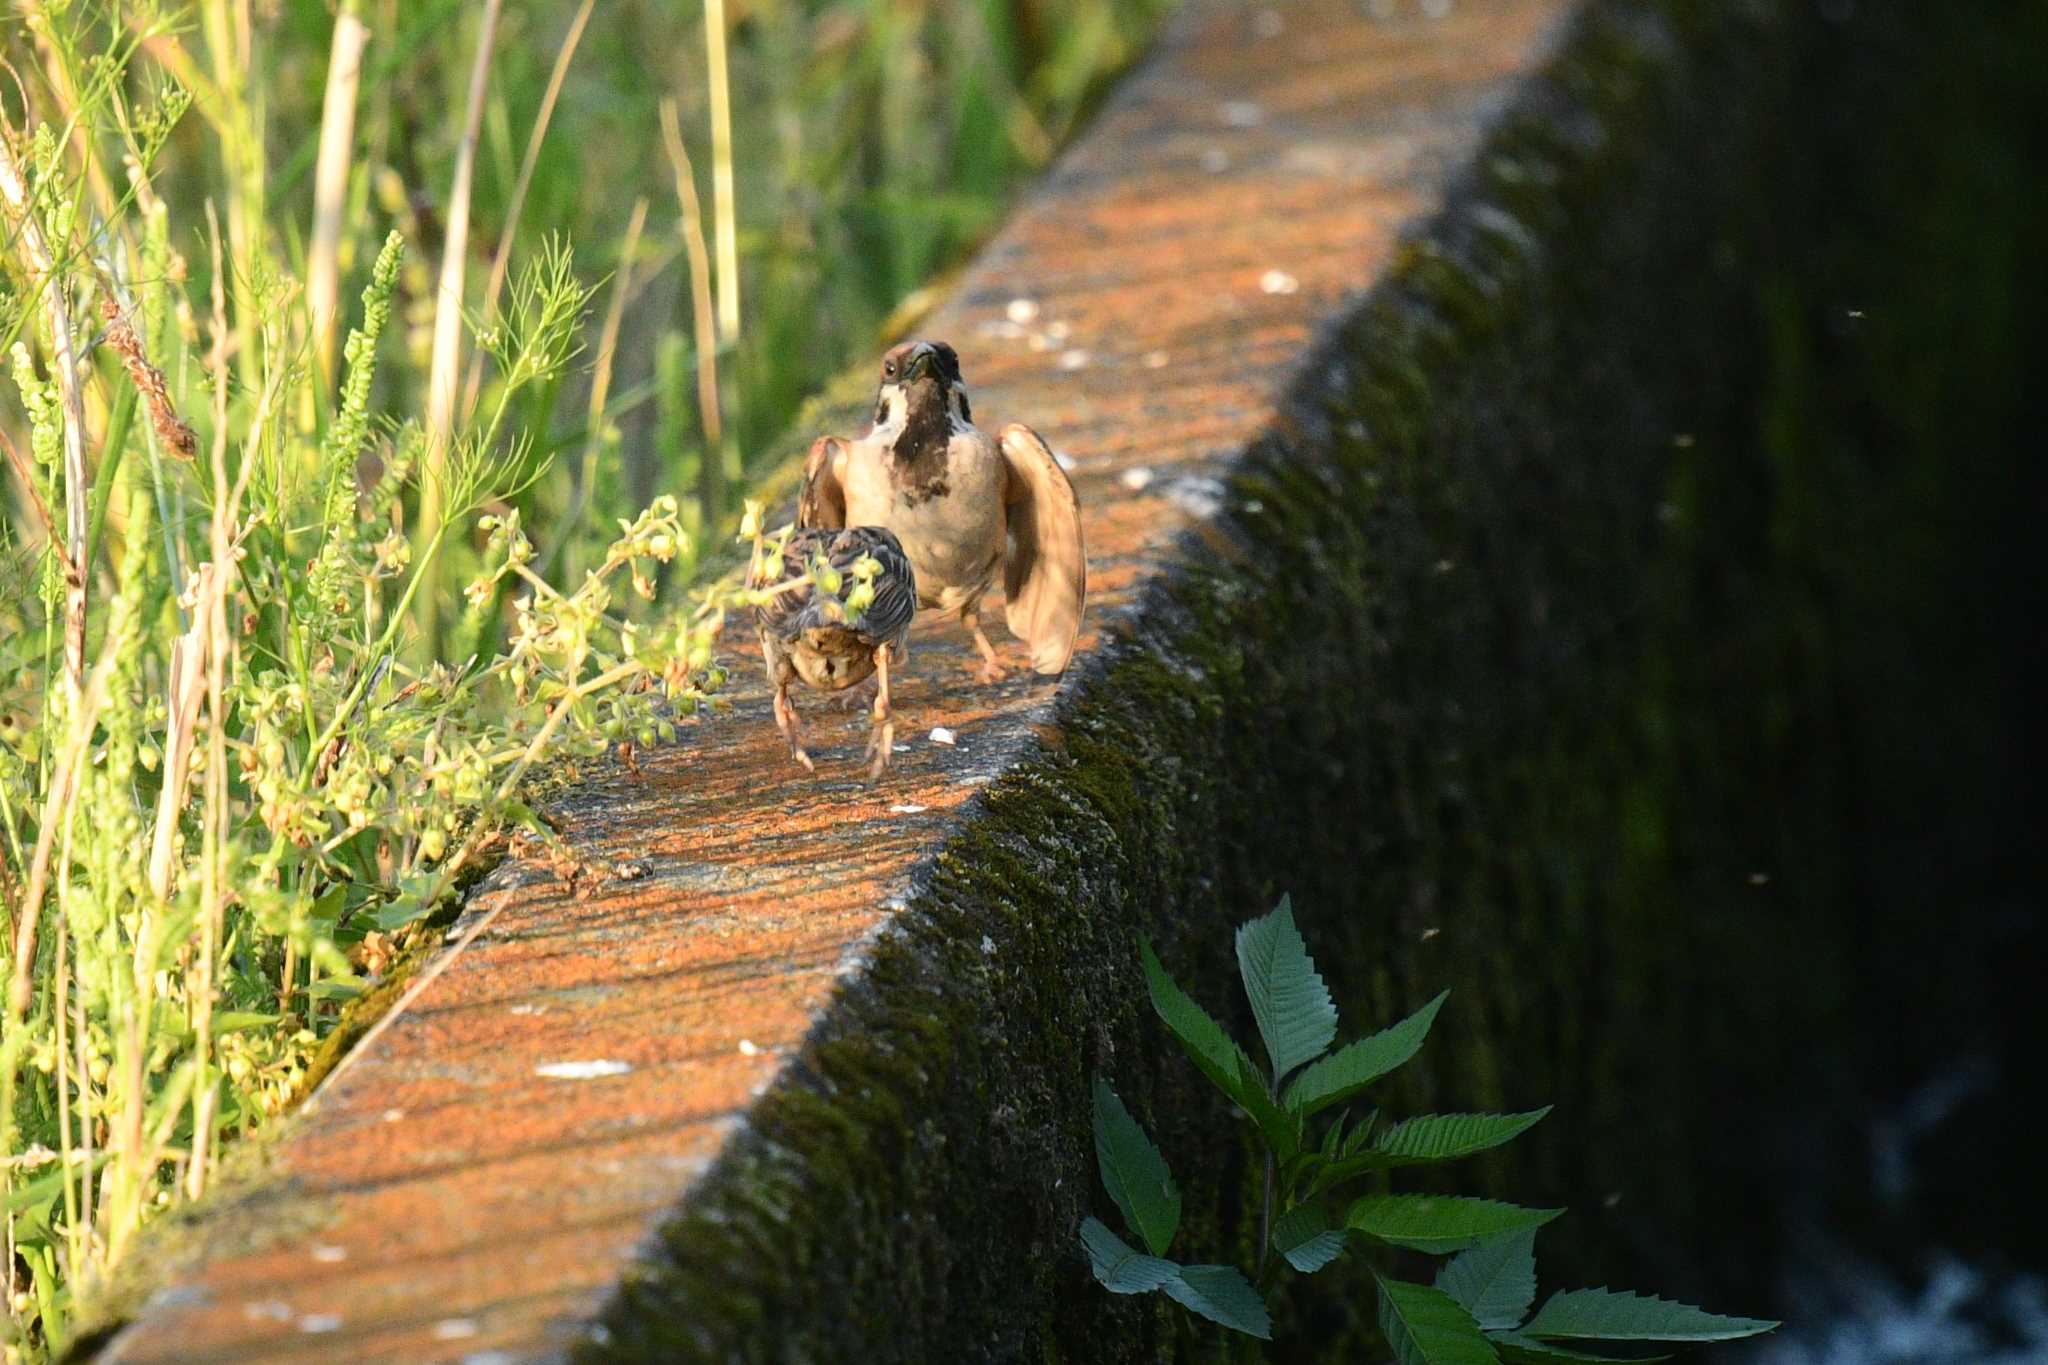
[[1084, 897, 1778, 1358]]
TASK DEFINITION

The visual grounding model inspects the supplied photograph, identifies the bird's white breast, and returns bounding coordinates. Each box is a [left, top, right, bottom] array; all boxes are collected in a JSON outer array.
[[842, 429, 1004, 612]]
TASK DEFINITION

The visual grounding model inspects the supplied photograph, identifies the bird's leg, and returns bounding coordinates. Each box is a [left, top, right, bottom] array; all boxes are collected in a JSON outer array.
[[772, 680, 815, 772], [864, 645, 896, 779], [961, 603, 1005, 683]]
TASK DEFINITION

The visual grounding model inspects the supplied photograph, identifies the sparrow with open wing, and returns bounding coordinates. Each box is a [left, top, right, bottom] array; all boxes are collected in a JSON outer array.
[[751, 525, 917, 778], [798, 340, 1085, 681]]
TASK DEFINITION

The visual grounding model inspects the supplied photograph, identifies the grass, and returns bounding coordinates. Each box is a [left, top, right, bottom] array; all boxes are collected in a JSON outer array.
[[0, 0, 1173, 1357]]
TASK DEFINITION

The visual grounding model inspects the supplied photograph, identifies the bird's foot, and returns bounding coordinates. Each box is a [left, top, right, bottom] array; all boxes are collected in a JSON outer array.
[[772, 686, 817, 773], [963, 610, 1007, 685], [863, 717, 895, 780]]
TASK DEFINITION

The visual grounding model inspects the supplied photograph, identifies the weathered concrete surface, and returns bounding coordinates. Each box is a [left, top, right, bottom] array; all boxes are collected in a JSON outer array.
[[85, 0, 1825, 1357]]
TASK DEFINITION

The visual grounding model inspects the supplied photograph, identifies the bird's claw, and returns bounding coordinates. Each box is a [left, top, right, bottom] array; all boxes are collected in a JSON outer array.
[[863, 720, 894, 780], [773, 686, 816, 773]]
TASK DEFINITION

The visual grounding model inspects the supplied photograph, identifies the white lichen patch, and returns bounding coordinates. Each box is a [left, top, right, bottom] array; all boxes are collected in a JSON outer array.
[[534, 1059, 631, 1080]]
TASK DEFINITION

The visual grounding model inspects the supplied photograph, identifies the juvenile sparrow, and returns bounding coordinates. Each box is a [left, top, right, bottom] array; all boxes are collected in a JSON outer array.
[[751, 525, 917, 778], [798, 340, 1085, 680]]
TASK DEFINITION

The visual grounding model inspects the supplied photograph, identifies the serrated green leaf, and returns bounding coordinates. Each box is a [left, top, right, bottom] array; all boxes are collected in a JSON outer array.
[[1284, 990, 1448, 1117], [1375, 1109, 1552, 1166], [1375, 1272, 1503, 1365], [1272, 1204, 1348, 1273], [1347, 1195, 1562, 1254], [1437, 1229, 1539, 1330], [1522, 1289, 1777, 1342], [1140, 940, 1301, 1159], [1491, 1332, 1671, 1363], [1163, 1264, 1273, 1339], [1235, 896, 1338, 1082], [1093, 1079, 1181, 1256], [1079, 1217, 1179, 1294]]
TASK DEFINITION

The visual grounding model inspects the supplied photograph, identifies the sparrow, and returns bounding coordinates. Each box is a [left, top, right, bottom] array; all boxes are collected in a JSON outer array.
[[797, 340, 1085, 681], [751, 524, 918, 778]]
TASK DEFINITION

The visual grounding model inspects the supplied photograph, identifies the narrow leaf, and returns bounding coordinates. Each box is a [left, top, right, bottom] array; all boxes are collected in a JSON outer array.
[[1140, 940, 1301, 1158], [1320, 1112, 1348, 1159], [1376, 1272, 1502, 1365], [1284, 990, 1449, 1117], [1079, 1217, 1178, 1295], [1092, 1079, 1181, 1256], [1437, 1229, 1539, 1330], [1272, 1204, 1348, 1273], [1375, 1109, 1552, 1166], [1234, 896, 1338, 1081], [1492, 1332, 1671, 1363], [1163, 1264, 1273, 1340], [1348, 1195, 1563, 1254], [1522, 1289, 1778, 1342]]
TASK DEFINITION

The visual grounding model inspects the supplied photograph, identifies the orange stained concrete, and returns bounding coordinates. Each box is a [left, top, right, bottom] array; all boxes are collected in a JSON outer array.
[[100, 0, 1576, 1359]]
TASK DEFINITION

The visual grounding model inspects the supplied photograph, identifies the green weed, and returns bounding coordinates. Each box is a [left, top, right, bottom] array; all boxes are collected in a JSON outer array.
[[0, 0, 1172, 1356]]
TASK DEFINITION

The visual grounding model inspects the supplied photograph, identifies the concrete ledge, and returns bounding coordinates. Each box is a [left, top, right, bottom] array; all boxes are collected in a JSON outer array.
[[90, 0, 1827, 1359]]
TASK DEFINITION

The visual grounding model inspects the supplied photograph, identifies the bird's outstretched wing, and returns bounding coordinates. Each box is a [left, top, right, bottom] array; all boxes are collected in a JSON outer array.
[[798, 436, 848, 529], [998, 423, 1086, 675]]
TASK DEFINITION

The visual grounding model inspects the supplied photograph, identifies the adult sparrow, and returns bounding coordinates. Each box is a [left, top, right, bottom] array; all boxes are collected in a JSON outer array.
[[798, 340, 1085, 680]]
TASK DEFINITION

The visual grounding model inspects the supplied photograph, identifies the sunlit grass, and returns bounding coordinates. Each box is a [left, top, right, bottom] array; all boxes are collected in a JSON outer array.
[[0, 0, 1172, 1356]]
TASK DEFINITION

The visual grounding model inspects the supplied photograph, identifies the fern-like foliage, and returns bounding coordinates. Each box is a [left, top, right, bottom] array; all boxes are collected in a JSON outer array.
[[1075, 896, 1775, 1356]]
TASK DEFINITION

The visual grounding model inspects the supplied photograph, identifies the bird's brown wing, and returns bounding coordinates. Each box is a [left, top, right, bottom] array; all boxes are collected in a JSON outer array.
[[997, 422, 1086, 675], [797, 436, 848, 530]]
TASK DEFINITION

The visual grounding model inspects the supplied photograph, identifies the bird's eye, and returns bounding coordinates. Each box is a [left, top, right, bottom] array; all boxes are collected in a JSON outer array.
[[883, 361, 896, 377]]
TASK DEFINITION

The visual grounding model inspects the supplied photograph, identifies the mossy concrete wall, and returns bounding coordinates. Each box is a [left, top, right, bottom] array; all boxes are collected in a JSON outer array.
[[94, 0, 2048, 1360]]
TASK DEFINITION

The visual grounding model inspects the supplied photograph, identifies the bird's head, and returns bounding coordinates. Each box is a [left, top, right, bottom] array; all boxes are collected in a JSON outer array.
[[874, 339, 970, 434]]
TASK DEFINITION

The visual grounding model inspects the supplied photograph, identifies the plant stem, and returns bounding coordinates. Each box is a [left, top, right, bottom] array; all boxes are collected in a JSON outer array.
[[658, 99, 724, 521], [1258, 1146, 1275, 1279], [0, 116, 93, 699], [307, 0, 370, 384], [463, 0, 599, 418], [419, 0, 504, 652]]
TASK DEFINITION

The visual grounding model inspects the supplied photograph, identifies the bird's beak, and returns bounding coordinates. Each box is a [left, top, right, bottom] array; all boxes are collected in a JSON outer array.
[[900, 346, 936, 382]]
